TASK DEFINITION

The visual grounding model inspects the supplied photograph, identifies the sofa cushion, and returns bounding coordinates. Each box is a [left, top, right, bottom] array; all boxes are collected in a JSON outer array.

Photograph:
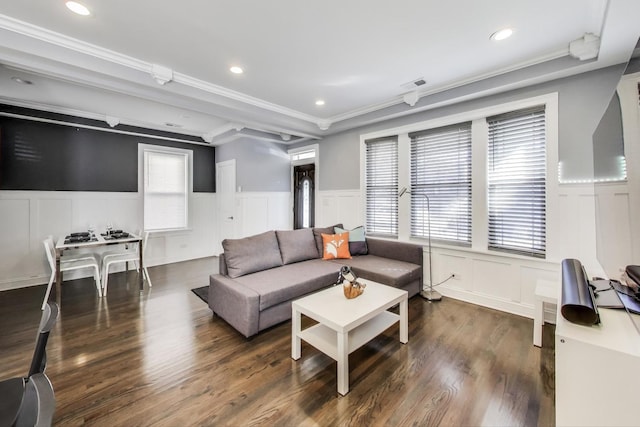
[[332, 255, 421, 287], [276, 228, 319, 264], [231, 259, 341, 310], [222, 231, 283, 278], [321, 232, 352, 260], [312, 224, 343, 257], [335, 226, 368, 255]]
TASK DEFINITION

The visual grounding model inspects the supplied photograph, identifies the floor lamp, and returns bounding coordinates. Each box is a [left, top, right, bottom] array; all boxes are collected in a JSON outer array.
[[398, 187, 442, 301]]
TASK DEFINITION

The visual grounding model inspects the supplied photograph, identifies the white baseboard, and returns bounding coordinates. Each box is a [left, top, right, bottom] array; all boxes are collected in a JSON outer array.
[[0, 275, 49, 292], [437, 285, 557, 324]]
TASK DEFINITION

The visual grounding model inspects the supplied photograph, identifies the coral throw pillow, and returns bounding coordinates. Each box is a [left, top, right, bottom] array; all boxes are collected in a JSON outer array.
[[321, 232, 352, 260]]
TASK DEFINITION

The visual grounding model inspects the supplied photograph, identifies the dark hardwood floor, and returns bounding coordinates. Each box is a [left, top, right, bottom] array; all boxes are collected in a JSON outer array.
[[0, 258, 555, 426]]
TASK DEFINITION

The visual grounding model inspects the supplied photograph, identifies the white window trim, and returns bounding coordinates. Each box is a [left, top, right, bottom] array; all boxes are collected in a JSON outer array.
[[360, 92, 559, 260], [138, 143, 193, 233], [289, 144, 319, 166]]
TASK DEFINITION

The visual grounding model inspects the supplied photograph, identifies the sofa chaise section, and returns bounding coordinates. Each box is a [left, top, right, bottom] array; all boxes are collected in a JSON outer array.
[[341, 238, 423, 298]]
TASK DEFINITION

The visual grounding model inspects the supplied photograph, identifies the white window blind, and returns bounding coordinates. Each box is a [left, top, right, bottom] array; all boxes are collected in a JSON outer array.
[[487, 106, 546, 258], [144, 149, 189, 231], [365, 137, 398, 237], [409, 123, 472, 245]]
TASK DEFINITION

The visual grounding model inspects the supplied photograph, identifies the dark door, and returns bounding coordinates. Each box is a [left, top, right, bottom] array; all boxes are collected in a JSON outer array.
[[293, 164, 315, 229]]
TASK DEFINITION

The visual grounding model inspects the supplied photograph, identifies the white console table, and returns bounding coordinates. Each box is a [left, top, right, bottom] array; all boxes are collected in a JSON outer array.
[[554, 278, 640, 426]]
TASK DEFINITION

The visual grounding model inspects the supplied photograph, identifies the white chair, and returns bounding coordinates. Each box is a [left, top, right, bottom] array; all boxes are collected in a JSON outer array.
[[42, 237, 102, 310], [102, 231, 152, 295]]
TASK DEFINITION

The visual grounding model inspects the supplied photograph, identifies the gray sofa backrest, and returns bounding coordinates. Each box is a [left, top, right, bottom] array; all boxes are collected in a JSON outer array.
[[221, 230, 283, 278]]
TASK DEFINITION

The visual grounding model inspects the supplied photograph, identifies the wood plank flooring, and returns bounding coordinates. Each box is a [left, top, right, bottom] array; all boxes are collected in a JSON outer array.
[[0, 257, 555, 426]]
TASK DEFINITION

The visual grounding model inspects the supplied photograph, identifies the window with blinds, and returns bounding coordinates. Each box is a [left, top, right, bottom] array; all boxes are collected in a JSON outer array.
[[365, 137, 398, 237], [409, 123, 472, 245], [144, 148, 190, 231], [487, 106, 546, 258]]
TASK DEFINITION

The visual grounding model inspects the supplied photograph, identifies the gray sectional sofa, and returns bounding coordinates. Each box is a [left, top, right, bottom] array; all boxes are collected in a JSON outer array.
[[208, 224, 423, 337]]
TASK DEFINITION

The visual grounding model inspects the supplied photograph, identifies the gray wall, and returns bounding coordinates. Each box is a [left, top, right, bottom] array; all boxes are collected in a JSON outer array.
[[625, 57, 640, 75], [293, 65, 626, 190], [216, 137, 290, 192], [593, 93, 625, 179]]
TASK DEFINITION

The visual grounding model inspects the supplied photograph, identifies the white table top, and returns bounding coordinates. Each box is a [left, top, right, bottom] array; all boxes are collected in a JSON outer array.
[[292, 279, 407, 332], [55, 232, 141, 250]]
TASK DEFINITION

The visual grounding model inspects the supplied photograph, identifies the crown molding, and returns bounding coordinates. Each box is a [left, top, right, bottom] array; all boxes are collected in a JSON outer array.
[[0, 14, 148, 72], [0, 110, 212, 146], [2, 9, 630, 139], [0, 96, 207, 139], [208, 133, 244, 146], [202, 122, 244, 142], [326, 47, 570, 125], [5, 12, 569, 133], [0, 14, 324, 126], [172, 73, 321, 124]]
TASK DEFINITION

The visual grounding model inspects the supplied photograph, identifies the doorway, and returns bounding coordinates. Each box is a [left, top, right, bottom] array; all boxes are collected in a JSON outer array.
[[293, 164, 315, 229]]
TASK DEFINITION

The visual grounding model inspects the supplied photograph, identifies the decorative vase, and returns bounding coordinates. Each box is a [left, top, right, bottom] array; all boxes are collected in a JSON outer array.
[[343, 280, 366, 299]]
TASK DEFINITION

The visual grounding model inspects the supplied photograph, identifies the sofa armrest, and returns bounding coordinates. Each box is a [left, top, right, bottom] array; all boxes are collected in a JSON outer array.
[[218, 253, 228, 276], [209, 274, 260, 338], [365, 238, 423, 266]]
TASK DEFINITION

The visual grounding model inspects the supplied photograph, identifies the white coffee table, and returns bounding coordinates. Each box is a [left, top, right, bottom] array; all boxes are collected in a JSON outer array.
[[291, 279, 408, 395]]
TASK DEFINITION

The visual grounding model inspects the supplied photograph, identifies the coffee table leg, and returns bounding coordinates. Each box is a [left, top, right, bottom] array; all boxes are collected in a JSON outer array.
[[292, 307, 301, 360], [400, 298, 408, 344], [337, 331, 349, 395]]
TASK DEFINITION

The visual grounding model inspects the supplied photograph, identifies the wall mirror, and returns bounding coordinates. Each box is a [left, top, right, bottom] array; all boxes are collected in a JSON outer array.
[[593, 40, 640, 279]]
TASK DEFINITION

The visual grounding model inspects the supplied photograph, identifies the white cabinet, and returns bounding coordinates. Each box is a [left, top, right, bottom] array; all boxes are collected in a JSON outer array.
[[555, 289, 640, 426]]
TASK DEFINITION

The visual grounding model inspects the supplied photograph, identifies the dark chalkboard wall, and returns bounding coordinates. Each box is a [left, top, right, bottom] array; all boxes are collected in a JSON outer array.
[[0, 108, 215, 192]]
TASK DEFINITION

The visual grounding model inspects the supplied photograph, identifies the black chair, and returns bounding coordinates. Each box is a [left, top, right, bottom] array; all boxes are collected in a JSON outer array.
[[12, 373, 56, 427], [28, 302, 59, 377], [0, 302, 59, 427]]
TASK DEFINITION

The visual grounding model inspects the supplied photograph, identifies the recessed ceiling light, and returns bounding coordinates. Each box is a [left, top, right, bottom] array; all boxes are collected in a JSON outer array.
[[230, 66, 243, 74], [66, 1, 91, 15], [315, 100, 325, 106], [490, 28, 514, 41], [11, 77, 33, 85]]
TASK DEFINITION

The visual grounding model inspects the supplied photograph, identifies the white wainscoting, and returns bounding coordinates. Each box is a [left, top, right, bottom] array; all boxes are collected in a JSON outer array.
[[555, 182, 632, 279], [234, 191, 291, 239], [592, 182, 634, 278], [314, 184, 632, 321], [432, 246, 560, 320], [0, 190, 217, 291], [316, 190, 363, 229], [5, 181, 629, 321]]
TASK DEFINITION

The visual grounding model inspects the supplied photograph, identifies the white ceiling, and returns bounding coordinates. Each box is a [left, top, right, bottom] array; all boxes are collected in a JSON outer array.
[[0, 0, 639, 145]]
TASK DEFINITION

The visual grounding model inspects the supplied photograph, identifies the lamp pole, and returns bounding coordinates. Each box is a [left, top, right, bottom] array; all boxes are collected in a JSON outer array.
[[419, 193, 441, 301], [398, 187, 442, 302]]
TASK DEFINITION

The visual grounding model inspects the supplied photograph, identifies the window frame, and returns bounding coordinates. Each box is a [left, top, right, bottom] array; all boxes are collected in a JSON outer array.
[[139, 144, 193, 232], [487, 106, 547, 258], [409, 122, 473, 246], [360, 93, 559, 260], [364, 136, 399, 237]]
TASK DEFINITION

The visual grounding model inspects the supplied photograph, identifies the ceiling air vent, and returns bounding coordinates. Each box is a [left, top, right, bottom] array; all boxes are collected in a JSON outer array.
[[401, 77, 427, 91]]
